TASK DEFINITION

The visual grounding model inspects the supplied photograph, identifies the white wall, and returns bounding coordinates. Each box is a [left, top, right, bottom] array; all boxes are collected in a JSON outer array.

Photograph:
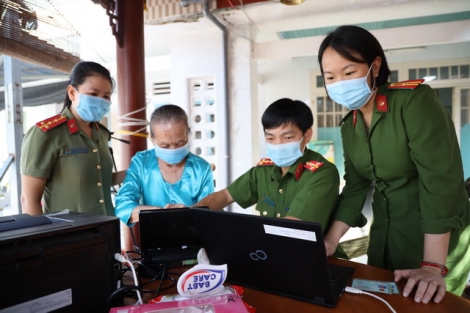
[[145, 20, 261, 213], [256, 56, 317, 157]]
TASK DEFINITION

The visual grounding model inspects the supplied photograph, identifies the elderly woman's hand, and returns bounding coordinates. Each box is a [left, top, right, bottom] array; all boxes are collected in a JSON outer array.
[[164, 203, 186, 209]]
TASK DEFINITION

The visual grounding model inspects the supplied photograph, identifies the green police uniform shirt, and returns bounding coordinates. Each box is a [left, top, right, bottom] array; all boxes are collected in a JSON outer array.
[[336, 82, 470, 295], [21, 108, 114, 216], [227, 149, 339, 232]]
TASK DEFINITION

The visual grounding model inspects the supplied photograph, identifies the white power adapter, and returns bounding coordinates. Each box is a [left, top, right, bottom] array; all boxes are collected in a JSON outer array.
[[115, 253, 143, 305], [345, 286, 396, 313]]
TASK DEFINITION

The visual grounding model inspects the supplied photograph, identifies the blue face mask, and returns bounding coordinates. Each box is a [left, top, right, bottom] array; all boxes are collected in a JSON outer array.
[[266, 138, 304, 167], [74, 88, 111, 122], [154, 143, 189, 165], [325, 65, 375, 110]]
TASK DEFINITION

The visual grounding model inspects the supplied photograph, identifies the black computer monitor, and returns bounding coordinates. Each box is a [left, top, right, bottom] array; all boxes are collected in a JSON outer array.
[[0, 212, 120, 312]]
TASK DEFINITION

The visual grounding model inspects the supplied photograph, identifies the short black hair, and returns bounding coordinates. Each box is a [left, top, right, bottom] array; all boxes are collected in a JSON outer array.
[[149, 104, 189, 138], [318, 25, 391, 87], [262, 98, 313, 133]]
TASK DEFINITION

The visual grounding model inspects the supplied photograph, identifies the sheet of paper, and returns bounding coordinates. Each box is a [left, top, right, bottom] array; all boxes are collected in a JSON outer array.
[[264, 224, 317, 242]]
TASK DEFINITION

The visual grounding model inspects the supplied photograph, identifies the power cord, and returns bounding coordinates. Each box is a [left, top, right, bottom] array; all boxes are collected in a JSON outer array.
[[114, 241, 184, 305], [115, 252, 143, 305], [345, 287, 397, 313]]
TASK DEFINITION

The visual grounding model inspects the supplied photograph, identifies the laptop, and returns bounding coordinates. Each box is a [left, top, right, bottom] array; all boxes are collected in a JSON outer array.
[[139, 208, 206, 267], [190, 208, 355, 308]]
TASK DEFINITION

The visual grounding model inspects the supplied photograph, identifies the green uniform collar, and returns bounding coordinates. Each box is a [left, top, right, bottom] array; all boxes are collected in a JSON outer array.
[[62, 106, 74, 119]]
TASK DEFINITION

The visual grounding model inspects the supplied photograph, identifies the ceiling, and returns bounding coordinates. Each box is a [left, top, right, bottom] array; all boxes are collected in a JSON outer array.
[[277, 10, 470, 39], [134, 0, 470, 62], [215, 0, 469, 39], [19, 0, 461, 66]]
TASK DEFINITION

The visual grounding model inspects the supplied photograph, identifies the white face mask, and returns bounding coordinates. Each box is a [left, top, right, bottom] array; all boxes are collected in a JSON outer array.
[[325, 65, 375, 110], [265, 137, 304, 167]]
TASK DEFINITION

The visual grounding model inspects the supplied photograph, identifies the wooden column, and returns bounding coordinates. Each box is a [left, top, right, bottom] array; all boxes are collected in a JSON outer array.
[[116, 0, 147, 162], [116, 0, 147, 251]]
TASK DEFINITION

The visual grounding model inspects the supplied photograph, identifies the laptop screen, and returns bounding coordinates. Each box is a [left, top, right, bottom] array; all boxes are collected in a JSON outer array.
[[189, 208, 355, 308], [139, 207, 208, 266]]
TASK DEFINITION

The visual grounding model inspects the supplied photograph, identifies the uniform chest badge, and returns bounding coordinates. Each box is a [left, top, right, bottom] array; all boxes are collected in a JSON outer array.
[[261, 195, 276, 208], [63, 147, 88, 155]]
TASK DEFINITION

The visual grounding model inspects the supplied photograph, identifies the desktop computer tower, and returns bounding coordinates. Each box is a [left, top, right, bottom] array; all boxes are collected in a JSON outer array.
[[0, 212, 120, 312]]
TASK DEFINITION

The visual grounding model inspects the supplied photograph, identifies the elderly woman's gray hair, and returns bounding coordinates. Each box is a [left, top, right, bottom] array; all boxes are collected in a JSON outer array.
[[149, 104, 190, 138]]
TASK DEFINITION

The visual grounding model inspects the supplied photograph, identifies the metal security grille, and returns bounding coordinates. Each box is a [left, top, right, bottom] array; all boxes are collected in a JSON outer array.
[[0, 0, 80, 72], [144, 0, 215, 25]]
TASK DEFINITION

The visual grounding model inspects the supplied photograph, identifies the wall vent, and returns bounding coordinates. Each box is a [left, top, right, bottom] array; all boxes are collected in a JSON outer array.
[[152, 81, 171, 95]]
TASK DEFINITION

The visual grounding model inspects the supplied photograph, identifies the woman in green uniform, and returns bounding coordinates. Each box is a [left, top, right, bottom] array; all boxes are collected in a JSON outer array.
[[318, 25, 470, 303], [20, 61, 125, 216]]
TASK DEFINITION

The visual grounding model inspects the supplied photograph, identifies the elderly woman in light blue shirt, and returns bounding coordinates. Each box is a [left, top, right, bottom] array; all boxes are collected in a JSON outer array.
[[115, 104, 214, 226]]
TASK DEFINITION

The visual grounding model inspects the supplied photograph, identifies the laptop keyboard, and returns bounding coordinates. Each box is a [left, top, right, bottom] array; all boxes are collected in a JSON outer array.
[[330, 275, 341, 289]]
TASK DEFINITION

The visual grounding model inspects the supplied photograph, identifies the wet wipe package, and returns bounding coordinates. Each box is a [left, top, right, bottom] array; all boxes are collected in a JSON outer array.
[[109, 249, 255, 313], [108, 293, 251, 313]]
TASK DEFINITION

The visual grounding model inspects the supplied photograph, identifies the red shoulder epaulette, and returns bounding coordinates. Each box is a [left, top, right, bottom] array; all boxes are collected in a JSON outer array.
[[36, 114, 67, 132], [388, 79, 424, 90], [304, 160, 324, 173], [257, 158, 275, 166]]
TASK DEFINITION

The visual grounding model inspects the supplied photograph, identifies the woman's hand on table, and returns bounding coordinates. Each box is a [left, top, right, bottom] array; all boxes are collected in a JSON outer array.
[[394, 266, 446, 304]]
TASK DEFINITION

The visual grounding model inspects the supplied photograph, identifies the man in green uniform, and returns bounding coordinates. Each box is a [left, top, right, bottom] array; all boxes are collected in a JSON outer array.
[[21, 107, 115, 216], [195, 98, 341, 242]]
